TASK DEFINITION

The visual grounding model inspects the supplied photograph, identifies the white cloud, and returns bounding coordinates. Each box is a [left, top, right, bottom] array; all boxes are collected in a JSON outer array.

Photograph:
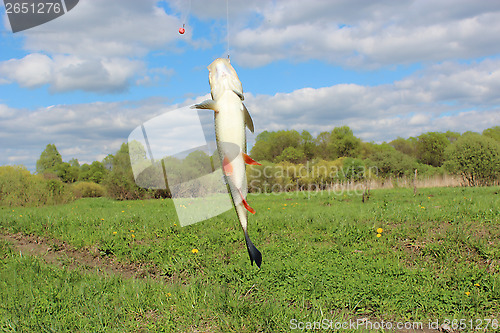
[[409, 113, 431, 126], [0, 0, 186, 93], [244, 58, 500, 141], [230, 0, 500, 67], [22, 0, 182, 57], [1, 1, 499, 169], [0, 53, 144, 92], [0, 96, 206, 170], [0, 100, 166, 169], [0, 54, 53, 88], [2, 58, 498, 170], [0, 104, 16, 118]]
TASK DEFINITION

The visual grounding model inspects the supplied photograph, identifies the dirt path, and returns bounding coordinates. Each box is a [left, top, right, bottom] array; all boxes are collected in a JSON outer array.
[[0, 231, 162, 280]]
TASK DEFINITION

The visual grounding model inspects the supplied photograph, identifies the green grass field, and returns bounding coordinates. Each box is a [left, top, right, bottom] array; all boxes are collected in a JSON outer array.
[[0, 186, 499, 332]]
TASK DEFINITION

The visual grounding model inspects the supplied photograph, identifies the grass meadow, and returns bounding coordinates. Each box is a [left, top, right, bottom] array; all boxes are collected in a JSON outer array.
[[0, 186, 499, 332]]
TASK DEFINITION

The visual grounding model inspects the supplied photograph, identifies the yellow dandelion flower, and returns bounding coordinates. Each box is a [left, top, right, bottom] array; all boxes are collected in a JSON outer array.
[[191, 248, 199, 254], [284, 204, 287, 206], [131, 234, 135, 238], [377, 228, 383, 234], [130, 230, 134, 233], [113, 231, 117, 234], [121, 210, 125, 213], [19, 215, 22, 217], [268, 208, 270, 210], [427, 197, 431, 199], [101, 218, 104, 221], [465, 291, 470, 296], [474, 283, 480, 287], [376, 233, 382, 238], [173, 223, 177, 226], [167, 292, 171, 297]]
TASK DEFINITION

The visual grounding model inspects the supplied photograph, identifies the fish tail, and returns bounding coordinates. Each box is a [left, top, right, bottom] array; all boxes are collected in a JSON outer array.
[[244, 231, 262, 268]]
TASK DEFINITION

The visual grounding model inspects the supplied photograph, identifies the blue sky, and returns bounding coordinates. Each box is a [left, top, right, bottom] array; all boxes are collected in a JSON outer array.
[[1, 0, 500, 171]]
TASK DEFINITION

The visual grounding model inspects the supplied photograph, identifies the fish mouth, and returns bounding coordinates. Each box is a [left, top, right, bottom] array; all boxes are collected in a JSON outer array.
[[208, 58, 233, 81]]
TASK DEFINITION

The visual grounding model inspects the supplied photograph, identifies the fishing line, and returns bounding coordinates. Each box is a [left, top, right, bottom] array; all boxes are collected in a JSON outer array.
[[179, 0, 191, 34], [226, 0, 230, 58], [182, 0, 191, 25]]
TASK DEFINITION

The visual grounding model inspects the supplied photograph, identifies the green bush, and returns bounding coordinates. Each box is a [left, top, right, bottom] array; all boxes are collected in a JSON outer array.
[[444, 134, 500, 186], [367, 149, 417, 178], [414, 163, 445, 178], [0, 166, 73, 206], [416, 132, 450, 167], [72, 182, 107, 198], [103, 173, 149, 200]]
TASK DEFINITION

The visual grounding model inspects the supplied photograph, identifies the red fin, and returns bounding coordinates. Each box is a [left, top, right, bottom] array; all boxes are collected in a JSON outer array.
[[242, 198, 256, 214], [223, 156, 233, 175], [242, 153, 261, 165], [238, 188, 256, 214]]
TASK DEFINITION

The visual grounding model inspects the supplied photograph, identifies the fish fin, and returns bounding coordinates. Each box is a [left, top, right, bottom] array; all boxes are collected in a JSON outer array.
[[237, 188, 256, 214], [242, 153, 261, 165], [242, 103, 254, 133], [223, 156, 233, 176], [232, 89, 244, 101], [191, 99, 217, 111], [242, 198, 256, 214], [244, 232, 262, 268]]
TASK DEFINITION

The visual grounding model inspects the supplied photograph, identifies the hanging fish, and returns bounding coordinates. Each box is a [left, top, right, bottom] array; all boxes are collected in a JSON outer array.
[[192, 58, 262, 267]]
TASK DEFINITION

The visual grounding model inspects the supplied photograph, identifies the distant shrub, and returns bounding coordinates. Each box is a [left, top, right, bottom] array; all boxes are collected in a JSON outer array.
[[0, 166, 73, 206], [367, 149, 417, 178], [444, 134, 500, 186], [72, 182, 106, 198], [103, 173, 149, 200], [414, 163, 445, 178]]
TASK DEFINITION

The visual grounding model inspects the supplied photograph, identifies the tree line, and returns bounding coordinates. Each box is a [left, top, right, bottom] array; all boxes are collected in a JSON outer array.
[[0, 126, 498, 206], [249, 126, 500, 185]]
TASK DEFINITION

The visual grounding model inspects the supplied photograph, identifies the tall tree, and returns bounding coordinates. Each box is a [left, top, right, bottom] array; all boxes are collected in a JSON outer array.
[[269, 130, 302, 160], [54, 162, 79, 183], [315, 131, 331, 160], [369, 149, 417, 178], [390, 137, 418, 157], [445, 133, 500, 186], [250, 131, 273, 162], [444, 131, 461, 143], [103, 143, 145, 200], [36, 144, 63, 174], [360, 141, 393, 159], [328, 126, 362, 159], [276, 147, 306, 164], [250, 130, 302, 163], [300, 130, 316, 161], [69, 158, 80, 168], [416, 132, 450, 167], [483, 126, 500, 142]]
